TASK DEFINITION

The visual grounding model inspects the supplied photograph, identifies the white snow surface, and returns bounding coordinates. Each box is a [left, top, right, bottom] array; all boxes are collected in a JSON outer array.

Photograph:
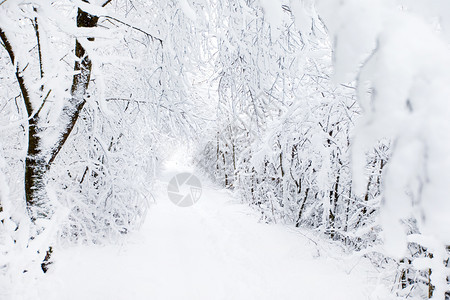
[[30, 161, 395, 300]]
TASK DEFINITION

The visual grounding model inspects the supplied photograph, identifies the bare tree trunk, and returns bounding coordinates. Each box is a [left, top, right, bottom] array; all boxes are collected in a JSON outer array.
[[295, 187, 309, 227], [25, 117, 50, 221]]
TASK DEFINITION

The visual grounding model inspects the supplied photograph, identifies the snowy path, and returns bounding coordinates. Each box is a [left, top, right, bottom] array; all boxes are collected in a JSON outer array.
[[36, 162, 392, 300]]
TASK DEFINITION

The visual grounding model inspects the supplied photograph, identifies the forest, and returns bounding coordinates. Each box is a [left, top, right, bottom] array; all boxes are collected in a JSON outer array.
[[0, 0, 449, 299]]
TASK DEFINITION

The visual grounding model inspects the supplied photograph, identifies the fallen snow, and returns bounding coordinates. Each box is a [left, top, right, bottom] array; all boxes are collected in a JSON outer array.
[[29, 161, 395, 300]]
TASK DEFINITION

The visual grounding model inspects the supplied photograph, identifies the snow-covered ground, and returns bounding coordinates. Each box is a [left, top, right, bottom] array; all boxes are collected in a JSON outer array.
[[33, 161, 395, 300]]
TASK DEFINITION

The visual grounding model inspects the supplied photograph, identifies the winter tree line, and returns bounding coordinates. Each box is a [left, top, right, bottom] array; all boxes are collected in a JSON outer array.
[[198, 1, 450, 298], [0, 0, 449, 298]]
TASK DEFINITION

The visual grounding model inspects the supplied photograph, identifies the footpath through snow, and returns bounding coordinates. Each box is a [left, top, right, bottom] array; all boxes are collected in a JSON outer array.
[[33, 161, 395, 300]]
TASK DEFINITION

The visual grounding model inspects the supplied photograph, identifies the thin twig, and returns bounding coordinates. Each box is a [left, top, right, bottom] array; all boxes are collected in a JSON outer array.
[[101, 15, 163, 46], [35, 89, 52, 117], [102, 0, 112, 7]]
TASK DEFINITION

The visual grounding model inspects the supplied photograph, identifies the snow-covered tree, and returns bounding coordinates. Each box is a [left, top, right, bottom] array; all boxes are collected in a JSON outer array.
[[0, 0, 206, 289], [197, 0, 449, 297]]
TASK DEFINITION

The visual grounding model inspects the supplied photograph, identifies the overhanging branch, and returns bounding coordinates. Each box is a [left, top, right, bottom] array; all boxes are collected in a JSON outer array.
[[73, 0, 163, 46]]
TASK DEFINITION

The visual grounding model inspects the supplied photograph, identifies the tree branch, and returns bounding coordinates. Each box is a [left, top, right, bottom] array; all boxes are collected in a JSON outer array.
[[74, 0, 163, 45], [0, 28, 33, 117], [102, 0, 112, 7], [101, 15, 163, 46], [47, 6, 99, 168], [32, 8, 44, 80]]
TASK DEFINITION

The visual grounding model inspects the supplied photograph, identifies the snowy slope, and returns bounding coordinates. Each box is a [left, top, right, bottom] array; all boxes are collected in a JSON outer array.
[[31, 161, 396, 300]]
